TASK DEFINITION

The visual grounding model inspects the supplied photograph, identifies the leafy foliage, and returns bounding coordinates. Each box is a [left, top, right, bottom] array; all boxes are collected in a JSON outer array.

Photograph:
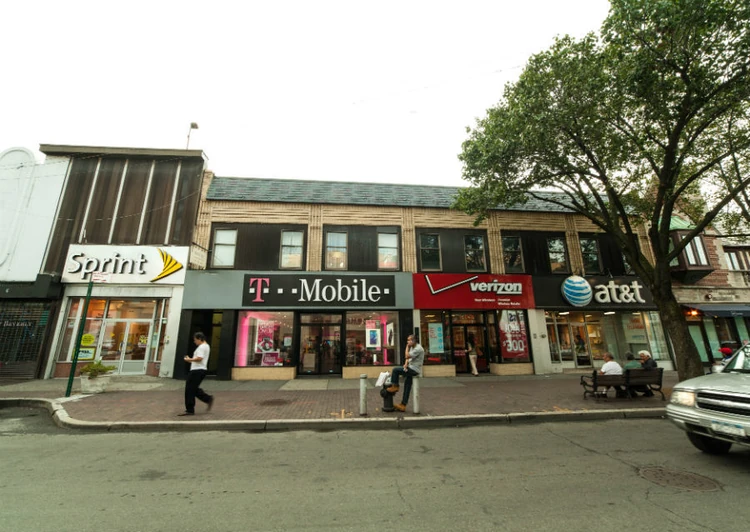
[[80, 360, 116, 379], [455, 0, 750, 379]]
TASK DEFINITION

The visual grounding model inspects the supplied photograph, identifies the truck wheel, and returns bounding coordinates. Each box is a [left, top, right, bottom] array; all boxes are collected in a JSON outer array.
[[687, 432, 733, 455]]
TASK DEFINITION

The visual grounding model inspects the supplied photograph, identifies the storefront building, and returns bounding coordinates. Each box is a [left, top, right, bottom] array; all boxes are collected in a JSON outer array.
[[45, 245, 188, 378], [179, 271, 414, 380], [532, 274, 673, 371], [413, 273, 536, 376], [0, 147, 67, 379]]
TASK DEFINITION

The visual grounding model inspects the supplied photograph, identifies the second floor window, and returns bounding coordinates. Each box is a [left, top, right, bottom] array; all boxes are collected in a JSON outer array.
[[580, 238, 601, 274], [378, 233, 399, 270], [464, 235, 487, 272], [211, 229, 237, 268], [725, 248, 750, 271], [502, 236, 524, 273], [547, 237, 569, 273], [325, 232, 348, 270], [280, 230, 304, 269], [682, 235, 709, 266], [420, 234, 441, 271]]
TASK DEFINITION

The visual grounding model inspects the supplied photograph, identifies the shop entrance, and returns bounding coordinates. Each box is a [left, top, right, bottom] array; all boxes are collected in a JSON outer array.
[[298, 313, 343, 376], [98, 320, 152, 375], [451, 324, 488, 374]]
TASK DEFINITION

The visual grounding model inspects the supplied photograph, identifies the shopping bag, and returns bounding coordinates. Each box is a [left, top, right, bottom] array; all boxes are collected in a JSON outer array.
[[375, 371, 390, 387]]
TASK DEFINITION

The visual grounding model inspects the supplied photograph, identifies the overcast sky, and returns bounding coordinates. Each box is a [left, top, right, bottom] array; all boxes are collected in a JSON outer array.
[[2, 1, 610, 187]]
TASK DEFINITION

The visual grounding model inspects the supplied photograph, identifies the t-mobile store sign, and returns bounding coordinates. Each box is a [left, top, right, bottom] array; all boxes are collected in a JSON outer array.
[[413, 274, 534, 309], [242, 274, 396, 307]]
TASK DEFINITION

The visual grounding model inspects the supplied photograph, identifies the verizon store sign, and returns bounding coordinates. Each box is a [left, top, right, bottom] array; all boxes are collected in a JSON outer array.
[[61, 245, 188, 284], [413, 274, 534, 309]]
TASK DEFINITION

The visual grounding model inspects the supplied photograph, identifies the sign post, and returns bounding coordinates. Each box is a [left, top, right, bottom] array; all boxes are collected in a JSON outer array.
[[65, 278, 94, 397]]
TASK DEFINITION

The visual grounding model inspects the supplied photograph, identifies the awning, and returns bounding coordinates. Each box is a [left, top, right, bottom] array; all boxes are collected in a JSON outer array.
[[685, 304, 750, 318]]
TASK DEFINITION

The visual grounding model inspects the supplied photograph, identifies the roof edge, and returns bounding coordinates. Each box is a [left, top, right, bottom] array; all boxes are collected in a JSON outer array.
[[39, 144, 207, 160]]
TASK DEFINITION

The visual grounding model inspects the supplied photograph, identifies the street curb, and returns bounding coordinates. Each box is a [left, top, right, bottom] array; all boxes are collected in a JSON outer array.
[[0, 398, 666, 432]]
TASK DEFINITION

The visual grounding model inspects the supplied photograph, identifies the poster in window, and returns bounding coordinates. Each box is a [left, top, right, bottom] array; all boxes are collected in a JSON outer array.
[[499, 310, 530, 360], [256, 320, 276, 353], [367, 328, 381, 349], [386, 322, 395, 347], [261, 351, 281, 366], [428, 323, 444, 353]]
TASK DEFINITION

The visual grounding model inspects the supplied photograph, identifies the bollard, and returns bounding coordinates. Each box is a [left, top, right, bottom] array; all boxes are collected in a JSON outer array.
[[412, 376, 420, 415], [360, 374, 368, 416]]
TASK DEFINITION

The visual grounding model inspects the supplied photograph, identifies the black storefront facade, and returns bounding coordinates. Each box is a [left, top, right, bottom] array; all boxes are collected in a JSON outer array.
[[178, 271, 414, 380], [532, 274, 673, 371]]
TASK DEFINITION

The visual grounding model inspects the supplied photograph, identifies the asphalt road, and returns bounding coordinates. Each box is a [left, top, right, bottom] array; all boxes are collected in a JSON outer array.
[[1, 407, 749, 532]]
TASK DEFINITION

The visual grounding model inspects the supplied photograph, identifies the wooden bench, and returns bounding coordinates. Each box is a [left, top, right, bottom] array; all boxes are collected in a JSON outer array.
[[580, 368, 665, 400]]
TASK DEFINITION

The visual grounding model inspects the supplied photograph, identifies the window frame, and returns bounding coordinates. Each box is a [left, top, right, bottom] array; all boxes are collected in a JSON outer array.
[[419, 233, 442, 271], [211, 228, 238, 268], [377, 232, 400, 271], [279, 230, 305, 270], [546, 236, 570, 274], [464, 234, 488, 272], [325, 231, 348, 271], [579, 236, 602, 275], [501, 235, 525, 274]]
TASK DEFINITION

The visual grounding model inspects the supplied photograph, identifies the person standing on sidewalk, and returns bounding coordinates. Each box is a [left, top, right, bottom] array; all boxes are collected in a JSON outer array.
[[179, 332, 214, 416], [467, 333, 479, 376], [386, 334, 424, 412]]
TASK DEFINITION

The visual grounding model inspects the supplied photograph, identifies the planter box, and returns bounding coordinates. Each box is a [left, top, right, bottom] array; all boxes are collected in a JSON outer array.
[[232, 366, 296, 380], [80, 373, 112, 394], [489, 363, 534, 376]]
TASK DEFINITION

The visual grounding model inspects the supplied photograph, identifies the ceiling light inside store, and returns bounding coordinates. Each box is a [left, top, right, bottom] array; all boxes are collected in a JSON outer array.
[[559, 312, 570, 315], [604, 311, 616, 315]]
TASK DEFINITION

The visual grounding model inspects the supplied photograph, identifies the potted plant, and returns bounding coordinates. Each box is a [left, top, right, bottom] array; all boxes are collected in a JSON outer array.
[[79, 360, 117, 394]]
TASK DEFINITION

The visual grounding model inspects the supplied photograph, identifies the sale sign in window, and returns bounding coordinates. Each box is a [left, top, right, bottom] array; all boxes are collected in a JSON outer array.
[[499, 310, 530, 362]]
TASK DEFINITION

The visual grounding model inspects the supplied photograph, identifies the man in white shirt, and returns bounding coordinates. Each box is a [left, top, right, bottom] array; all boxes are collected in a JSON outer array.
[[598, 352, 624, 398], [179, 332, 214, 416]]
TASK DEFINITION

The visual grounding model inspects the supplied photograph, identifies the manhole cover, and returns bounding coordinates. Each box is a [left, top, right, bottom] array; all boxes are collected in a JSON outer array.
[[638, 467, 720, 491], [257, 399, 291, 407]]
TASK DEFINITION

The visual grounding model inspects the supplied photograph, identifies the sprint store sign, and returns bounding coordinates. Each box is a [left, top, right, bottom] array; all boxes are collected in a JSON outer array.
[[62, 245, 188, 284]]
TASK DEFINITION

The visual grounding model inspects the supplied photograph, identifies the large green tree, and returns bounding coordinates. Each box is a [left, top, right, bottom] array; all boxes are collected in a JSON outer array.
[[455, 0, 750, 380]]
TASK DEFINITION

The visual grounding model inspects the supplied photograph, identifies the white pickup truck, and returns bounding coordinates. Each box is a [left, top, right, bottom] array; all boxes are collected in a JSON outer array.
[[666, 346, 750, 454]]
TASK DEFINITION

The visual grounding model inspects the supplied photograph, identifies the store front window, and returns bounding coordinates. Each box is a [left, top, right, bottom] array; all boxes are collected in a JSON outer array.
[[498, 310, 531, 363], [344, 311, 400, 366], [234, 311, 295, 367], [56, 298, 166, 374], [546, 310, 668, 366]]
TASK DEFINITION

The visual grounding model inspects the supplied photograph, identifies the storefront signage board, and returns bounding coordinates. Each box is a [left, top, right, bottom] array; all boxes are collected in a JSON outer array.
[[242, 274, 396, 307], [412, 274, 534, 309], [62, 245, 188, 284], [533, 275, 656, 309]]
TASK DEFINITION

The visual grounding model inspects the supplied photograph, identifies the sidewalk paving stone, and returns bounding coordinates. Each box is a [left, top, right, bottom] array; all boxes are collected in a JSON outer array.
[[0, 372, 677, 431]]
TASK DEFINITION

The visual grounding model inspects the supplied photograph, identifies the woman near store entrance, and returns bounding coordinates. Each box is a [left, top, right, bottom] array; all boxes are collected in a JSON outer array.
[[467, 333, 479, 376]]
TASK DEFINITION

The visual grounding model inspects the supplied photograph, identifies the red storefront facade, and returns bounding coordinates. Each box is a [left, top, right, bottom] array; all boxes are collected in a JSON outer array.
[[412, 274, 537, 376]]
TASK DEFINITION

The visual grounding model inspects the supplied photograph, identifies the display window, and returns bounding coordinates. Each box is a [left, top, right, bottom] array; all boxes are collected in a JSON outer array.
[[344, 311, 400, 366], [235, 311, 294, 367]]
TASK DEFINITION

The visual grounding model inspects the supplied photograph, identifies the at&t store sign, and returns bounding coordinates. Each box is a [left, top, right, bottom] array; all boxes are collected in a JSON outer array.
[[533, 275, 654, 310]]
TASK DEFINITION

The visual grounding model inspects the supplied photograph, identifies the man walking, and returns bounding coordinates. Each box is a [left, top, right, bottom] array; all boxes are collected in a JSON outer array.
[[386, 334, 424, 412], [179, 332, 214, 416]]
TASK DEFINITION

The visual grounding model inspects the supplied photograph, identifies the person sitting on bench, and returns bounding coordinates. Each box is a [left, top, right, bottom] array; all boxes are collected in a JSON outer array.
[[599, 352, 625, 397]]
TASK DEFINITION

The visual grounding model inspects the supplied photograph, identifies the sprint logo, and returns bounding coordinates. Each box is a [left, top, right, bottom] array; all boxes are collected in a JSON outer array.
[[150, 249, 184, 282]]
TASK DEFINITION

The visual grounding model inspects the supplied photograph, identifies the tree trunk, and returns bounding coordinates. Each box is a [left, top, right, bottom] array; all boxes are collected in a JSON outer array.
[[651, 285, 705, 381]]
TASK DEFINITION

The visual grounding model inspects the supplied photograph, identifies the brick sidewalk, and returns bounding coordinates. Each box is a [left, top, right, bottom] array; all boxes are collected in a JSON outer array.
[[0, 373, 676, 423]]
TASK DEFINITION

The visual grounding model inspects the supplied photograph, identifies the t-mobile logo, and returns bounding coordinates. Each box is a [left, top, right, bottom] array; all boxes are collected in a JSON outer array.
[[247, 277, 270, 302]]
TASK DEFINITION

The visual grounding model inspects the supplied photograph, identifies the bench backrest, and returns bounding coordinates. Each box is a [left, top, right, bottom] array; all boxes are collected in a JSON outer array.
[[594, 372, 626, 386], [626, 368, 663, 385]]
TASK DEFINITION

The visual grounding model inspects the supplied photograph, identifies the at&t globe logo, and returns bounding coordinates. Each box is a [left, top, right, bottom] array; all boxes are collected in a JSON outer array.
[[561, 275, 593, 307]]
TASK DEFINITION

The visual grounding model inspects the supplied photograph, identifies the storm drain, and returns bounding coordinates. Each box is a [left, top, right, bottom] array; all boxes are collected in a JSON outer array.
[[638, 467, 720, 492], [257, 399, 292, 407]]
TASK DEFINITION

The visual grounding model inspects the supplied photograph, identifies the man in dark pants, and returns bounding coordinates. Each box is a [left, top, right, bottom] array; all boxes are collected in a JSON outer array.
[[386, 335, 424, 412], [179, 332, 214, 416]]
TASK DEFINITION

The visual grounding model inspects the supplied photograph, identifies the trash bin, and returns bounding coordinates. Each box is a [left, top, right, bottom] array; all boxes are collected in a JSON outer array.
[[380, 384, 396, 412]]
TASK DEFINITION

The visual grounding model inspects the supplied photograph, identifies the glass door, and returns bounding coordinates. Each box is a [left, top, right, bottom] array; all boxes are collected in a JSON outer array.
[[451, 324, 487, 374], [97, 320, 151, 375], [571, 324, 592, 367], [298, 314, 343, 375]]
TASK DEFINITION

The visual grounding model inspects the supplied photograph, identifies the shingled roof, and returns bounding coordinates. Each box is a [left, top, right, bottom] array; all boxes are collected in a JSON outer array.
[[207, 176, 576, 213]]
